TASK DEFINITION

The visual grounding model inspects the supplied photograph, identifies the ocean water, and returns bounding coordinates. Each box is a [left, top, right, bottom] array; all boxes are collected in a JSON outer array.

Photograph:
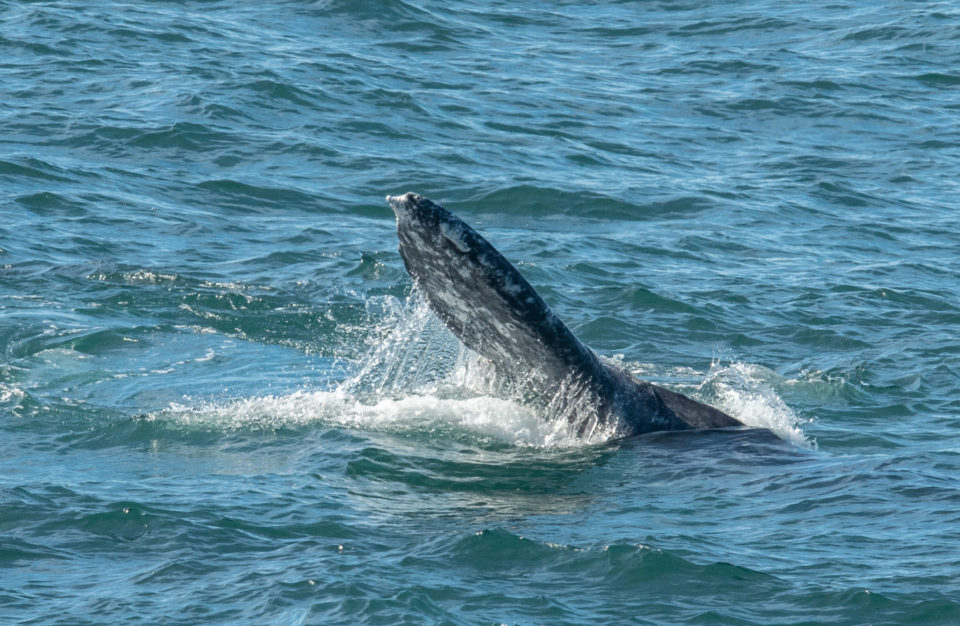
[[2, 0, 959, 623]]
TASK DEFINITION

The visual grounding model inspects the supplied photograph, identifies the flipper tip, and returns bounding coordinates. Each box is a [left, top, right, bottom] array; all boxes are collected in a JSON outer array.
[[386, 192, 421, 216]]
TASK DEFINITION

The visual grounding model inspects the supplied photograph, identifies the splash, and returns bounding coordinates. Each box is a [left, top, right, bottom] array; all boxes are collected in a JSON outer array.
[[148, 295, 612, 447], [697, 361, 814, 448], [333, 294, 623, 445], [149, 294, 808, 447]]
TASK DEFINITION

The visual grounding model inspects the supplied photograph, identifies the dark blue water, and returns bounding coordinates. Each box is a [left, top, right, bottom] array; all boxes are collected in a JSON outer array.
[[3, 1, 959, 623]]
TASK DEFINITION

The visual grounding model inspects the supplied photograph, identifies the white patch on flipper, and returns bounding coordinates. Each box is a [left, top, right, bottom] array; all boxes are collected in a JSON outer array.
[[501, 275, 525, 297], [439, 220, 471, 253]]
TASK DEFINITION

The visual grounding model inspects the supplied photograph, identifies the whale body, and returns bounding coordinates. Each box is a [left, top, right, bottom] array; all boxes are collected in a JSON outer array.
[[386, 192, 742, 437]]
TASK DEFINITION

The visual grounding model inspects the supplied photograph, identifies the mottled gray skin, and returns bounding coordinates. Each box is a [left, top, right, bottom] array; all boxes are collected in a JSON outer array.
[[386, 192, 742, 436]]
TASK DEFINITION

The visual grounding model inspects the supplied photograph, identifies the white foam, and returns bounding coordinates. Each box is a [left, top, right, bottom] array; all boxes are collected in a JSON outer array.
[[0, 383, 26, 404], [697, 361, 813, 448], [149, 388, 594, 448]]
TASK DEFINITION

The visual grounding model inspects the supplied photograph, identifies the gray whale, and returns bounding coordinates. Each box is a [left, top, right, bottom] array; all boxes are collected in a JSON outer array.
[[386, 192, 742, 437]]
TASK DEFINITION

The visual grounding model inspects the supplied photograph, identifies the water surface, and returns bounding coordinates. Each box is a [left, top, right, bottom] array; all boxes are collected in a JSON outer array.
[[2, 1, 959, 623]]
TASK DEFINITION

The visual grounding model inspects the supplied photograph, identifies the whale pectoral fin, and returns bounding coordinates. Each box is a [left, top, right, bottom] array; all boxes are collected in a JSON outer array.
[[386, 193, 606, 399], [385, 192, 744, 435]]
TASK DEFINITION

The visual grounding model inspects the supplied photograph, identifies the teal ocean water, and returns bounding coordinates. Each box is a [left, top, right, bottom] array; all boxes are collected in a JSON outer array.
[[3, 1, 959, 623]]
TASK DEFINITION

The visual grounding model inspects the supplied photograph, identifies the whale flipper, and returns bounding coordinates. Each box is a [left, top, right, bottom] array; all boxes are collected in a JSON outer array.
[[386, 192, 742, 437]]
